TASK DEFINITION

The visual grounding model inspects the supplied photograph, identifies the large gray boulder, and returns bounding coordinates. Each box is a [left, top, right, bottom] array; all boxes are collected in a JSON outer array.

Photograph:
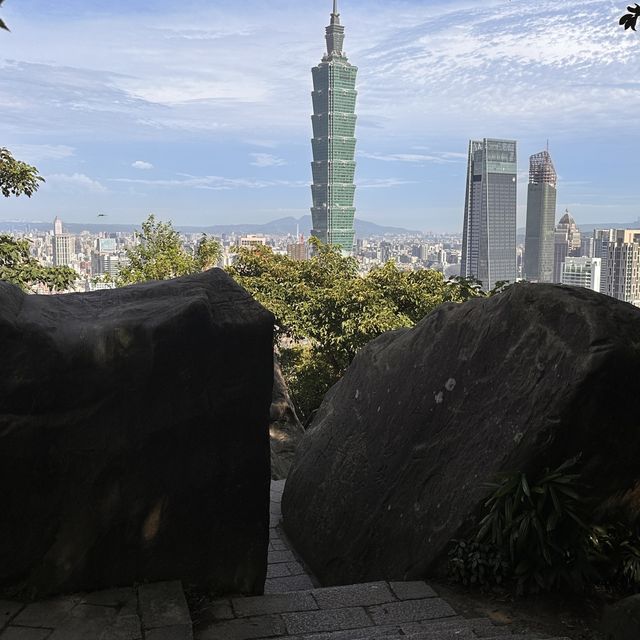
[[0, 270, 274, 599], [282, 283, 640, 586]]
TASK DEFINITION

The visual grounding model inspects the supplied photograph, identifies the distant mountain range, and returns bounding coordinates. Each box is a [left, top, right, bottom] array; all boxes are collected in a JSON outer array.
[[0, 215, 419, 237]]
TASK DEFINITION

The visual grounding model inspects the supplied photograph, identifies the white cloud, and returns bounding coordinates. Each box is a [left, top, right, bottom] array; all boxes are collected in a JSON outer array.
[[250, 153, 286, 168], [132, 160, 153, 170], [45, 173, 107, 193]]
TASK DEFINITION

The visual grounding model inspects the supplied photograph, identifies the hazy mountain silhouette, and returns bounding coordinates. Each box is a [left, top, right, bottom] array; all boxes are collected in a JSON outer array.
[[0, 215, 419, 237]]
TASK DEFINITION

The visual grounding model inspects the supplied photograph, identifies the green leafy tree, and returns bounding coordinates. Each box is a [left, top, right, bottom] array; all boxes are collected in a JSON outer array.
[[0, 0, 9, 32], [0, 147, 44, 198], [0, 234, 76, 292], [115, 214, 221, 286], [228, 238, 467, 421], [0, 148, 76, 292], [620, 3, 640, 30]]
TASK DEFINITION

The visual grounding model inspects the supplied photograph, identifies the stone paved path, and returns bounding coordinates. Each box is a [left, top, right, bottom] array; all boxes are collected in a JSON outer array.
[[194, 481, 571, 640], [0, 581, 193, 640]]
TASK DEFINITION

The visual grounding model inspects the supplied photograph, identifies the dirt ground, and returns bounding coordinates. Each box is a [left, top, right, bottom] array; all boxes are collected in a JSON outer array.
[[431, 580, 609, 640]]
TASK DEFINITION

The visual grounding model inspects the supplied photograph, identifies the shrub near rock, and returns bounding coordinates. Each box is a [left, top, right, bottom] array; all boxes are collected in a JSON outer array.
[[282, 283, 640, 587]]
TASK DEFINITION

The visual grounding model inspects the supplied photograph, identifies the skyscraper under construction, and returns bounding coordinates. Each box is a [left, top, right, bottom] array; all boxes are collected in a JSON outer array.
[[310, 1, 358, 253], [524, 150, 557, 283]]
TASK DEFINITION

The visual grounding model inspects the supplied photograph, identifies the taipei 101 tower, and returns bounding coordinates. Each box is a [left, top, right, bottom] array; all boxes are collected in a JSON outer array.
[[310, 0, 358, 253]]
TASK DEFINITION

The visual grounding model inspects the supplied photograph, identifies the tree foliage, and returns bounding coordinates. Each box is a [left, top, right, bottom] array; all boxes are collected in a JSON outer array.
[[620, 3, 640, 30], [0, 0, 9, 32], [0, 234, 76, 292], [115, 214, 222, 286], [0, 148, 76, 292], [0, 147, 45, 198], [228, 238, 471, 420]]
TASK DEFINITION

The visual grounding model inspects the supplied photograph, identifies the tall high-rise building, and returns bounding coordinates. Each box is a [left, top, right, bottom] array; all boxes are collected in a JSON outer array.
[[603, 230, 640, 306], [524, 150, 557, 282], [593, 228, 615, 293], [461, 138, 517, 290], [52, 216, 73, 267], [552, 210, 581, 282], [310, 0, 358, 253]]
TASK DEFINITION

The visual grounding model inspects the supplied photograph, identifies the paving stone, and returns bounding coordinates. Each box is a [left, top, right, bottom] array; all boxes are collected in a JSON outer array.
[[0, 629, 52, 640], [269, 514, 282, 529], [270, 541, 289, 552], [268, 550, 298, 565], [399, 616, 475, 636], [145, 624, 193, 639], [313, 583, 395, 610], [295, 623, 402, 640], [404, 627, 476, 639], [0, 602, 24, 631], [286, 563, 307, 576], [267, 564, 291, 579], [198, 615, 286, 640], [138, 582, 191, 631], [233, 592, 317, 618], [283, 607, 373, 636], [82, 588, 136, 609], [11, 598, 78, 629], [388, 582, 437, 601], [202, 600, 235, 622], [271, 480, 286, 494], [48, 604, 118, 640], [264, 576, 315, 594], [368, 598, 457, 626], [99, 613, 143, 640]]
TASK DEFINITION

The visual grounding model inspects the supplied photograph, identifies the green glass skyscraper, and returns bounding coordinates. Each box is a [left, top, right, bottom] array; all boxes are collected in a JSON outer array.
[[310, 0, 358, 252]]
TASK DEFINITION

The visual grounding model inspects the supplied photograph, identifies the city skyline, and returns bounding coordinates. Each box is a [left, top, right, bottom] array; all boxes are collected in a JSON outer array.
[[1, 0, 638, 231]]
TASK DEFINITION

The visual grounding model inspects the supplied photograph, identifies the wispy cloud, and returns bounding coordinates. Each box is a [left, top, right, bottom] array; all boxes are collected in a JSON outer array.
[[45, 173, 107, 193], [359, 178, 417, 189], [250, 153, 286, 168], [8, 144, 75, 162], [110, 174, 306, 190], [359, 151, 465, 164]]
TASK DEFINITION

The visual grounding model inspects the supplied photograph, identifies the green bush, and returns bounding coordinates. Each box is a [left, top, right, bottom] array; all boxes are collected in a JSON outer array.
[[449, 458, 640, 596], [448, 540, 510, 589], [476, 457, 597, 594]]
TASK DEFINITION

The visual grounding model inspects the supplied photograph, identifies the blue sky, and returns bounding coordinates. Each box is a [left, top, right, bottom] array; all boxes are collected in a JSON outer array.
[[0, 0, 638, 232]]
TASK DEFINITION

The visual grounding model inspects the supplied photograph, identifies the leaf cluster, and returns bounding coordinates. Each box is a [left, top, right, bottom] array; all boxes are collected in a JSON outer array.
[[0, 0, 8, 32], [0, 148, 45, 198], [448, 539, 511, 589], [115, 214, 221, 286], [228, 239, 460, 420], [451, 459, 640, 596], [620, 3, 640, 30], [477, 457, 594, 594], [0, 234, 76, 292]]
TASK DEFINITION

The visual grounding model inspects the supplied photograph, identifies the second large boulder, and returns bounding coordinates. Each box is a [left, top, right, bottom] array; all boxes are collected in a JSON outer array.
[[282, 283, 640, 586]]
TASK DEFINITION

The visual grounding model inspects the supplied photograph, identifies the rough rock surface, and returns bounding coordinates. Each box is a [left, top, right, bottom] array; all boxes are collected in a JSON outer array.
[[0, 270, 274, 599], [270, 357, 305, 480], [282, 283, 640, 586]]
